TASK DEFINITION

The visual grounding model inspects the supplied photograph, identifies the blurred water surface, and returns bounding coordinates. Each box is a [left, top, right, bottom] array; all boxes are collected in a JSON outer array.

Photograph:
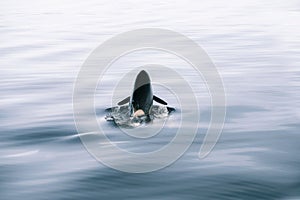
[[1, 0, 300, 199]]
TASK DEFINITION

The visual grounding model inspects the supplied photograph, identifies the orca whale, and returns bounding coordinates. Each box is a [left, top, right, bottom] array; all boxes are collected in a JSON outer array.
[[117, 70, 174, 118]]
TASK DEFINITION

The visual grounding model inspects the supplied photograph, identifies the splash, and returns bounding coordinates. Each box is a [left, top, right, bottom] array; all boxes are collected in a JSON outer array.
[[105, 105, 170, 128]]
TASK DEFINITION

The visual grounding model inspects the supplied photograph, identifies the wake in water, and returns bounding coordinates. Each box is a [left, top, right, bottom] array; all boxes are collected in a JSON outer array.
[[105, 105, 175, 128]]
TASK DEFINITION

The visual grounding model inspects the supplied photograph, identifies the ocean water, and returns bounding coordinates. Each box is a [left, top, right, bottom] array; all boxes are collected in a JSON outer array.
[[1, 0, 300, 199]]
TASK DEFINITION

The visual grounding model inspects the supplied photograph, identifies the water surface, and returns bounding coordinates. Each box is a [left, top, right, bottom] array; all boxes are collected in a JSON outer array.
[[1, 0, 300, 199]]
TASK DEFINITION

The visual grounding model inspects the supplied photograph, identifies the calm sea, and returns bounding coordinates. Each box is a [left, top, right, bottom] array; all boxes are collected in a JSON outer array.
[[1, 0, 300, 199]]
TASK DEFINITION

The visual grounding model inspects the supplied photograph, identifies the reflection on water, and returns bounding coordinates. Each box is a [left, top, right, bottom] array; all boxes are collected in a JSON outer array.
[[1, 0, 300, 199]]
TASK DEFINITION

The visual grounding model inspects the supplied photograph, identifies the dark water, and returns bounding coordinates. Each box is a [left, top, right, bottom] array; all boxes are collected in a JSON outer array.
[[1, 0, 300, 199]]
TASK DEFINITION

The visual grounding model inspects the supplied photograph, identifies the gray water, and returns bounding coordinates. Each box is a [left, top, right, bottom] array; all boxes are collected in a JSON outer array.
[[1, 0, 300, 199]]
